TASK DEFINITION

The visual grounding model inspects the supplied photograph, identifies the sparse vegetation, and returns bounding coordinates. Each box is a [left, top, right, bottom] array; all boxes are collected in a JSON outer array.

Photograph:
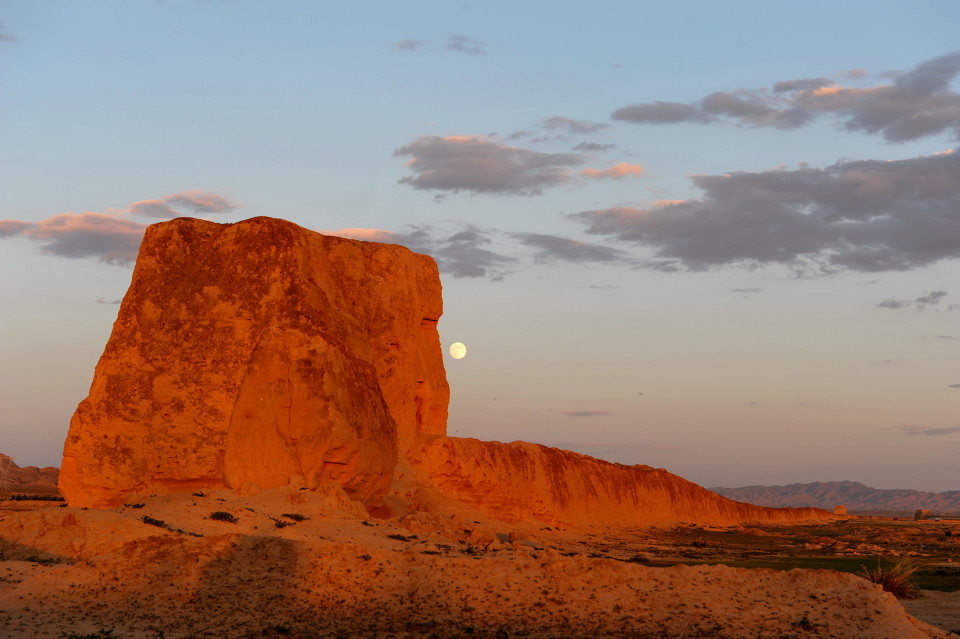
[[210, 511, 238, 523], [192, 491, 207, 497], [858, 558, 919, 598], [387, 533, 416, 542], [10, 493, 65, 501], [141, 515, 168, 528], [64, 630, 114, 639], [281, 513, 308, 522], [274, 520, 295, 528], [124, 503, 146, 509]]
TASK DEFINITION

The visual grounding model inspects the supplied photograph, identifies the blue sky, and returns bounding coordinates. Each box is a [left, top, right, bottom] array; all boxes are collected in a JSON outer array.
[[2, 1, 958, 491]]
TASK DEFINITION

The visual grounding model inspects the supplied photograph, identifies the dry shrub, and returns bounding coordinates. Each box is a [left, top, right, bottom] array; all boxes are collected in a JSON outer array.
[[858, 558, 919, 599]]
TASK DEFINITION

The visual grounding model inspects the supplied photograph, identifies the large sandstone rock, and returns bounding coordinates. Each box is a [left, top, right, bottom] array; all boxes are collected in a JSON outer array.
[[60, 217, 448, 508], [59, 215, 828, 527], [407, 436, 826, 526]]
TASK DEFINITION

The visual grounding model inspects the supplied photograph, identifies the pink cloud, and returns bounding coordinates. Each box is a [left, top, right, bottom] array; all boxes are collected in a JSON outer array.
[[0, 211, 146, 264], [581, 162, 644, 180], [126, 189, 239, 219], [321, 228, 398, 242]]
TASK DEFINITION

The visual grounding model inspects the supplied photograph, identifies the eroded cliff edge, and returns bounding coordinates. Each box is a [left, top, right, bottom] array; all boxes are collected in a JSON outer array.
[[59, 216, 829, 526]]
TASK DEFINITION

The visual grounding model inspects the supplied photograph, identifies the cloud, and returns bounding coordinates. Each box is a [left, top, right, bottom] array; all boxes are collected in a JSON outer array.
[[393, 39, 426, 52], [0, 212, 146, 264], [542, 116, 609, 135], [508, 232, 634, 265], [394, 135, 584, 196], [572, 142, 616, 152], [445, 34, 485, 55], [612, 51, 960, 142], [127, 190, 239, 219], [948, 384, 960, 389], [878, 290, 948, 310], [900, 425, 960, 436], [0, 23, 15, 43], [96, 298, 122, 305], [730, 287, 762, 294], [877, 298, 909, 309], [938, 335, 959, 340], [570, 150, 960, 273], [580, 162, 644, 180], [325, 224, 514, 280], [560, 410, 612, 418], [1, 189, 241, 264]]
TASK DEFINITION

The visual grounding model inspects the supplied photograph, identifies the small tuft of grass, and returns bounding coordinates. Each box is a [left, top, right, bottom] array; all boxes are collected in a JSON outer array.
[[209, 511, 238, 524], [274, 520, 295, 529], [141, 515, 168, 528], [191, 491, 206, 497], [859, 558, 920, 599], [124, 503, 145, 509], [281, 513, 308, 522], [387, 533, 416, 542]]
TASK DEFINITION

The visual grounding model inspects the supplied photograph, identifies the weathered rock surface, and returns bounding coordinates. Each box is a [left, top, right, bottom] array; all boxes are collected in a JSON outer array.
[[60, 217, 448, 508], [407, 436, 826, 526]]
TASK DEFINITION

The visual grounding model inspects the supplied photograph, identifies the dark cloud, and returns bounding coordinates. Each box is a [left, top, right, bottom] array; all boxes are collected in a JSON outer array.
[[612, 101, 713, 124], [394, 135, 584, 196], [542, 116, 609, 135], [900, 425, 960, 436], [612, 51, 960, 142], [879, 290, 949, 310], [445, 34, 485, 55], [127, 190, 239, 219], [0, 23, 15, 43], [508, 232, 633, 265], [0, 212, 145, 264], [571, 151, 960, 273], [773, 78, 834, 93], [572, 142, 616, 152], [327, 224, 514, 280], [877, 298, 909, 309], [948, 384, 960, 389], [560, 411, 612, 418], [938, 335, 959, 340], [393, 39, 426, 51]]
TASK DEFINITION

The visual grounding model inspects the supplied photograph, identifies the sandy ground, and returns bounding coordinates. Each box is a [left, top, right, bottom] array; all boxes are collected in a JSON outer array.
[[1, 488, 956, 638]]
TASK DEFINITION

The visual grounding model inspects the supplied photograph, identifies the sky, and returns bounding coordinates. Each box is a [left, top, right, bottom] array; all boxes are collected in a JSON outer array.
[[1, 1, 958, 492]]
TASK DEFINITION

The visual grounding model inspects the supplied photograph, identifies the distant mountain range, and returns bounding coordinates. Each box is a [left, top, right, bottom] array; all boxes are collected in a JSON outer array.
[[711, 481, 960, 512], [0, 453, 59, 494]]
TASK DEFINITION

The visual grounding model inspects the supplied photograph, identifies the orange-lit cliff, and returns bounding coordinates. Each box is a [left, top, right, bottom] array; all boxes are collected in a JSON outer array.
[[60, 216, 829, 526]]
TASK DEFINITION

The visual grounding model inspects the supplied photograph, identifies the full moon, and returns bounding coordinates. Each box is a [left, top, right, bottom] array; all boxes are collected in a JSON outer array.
[[449, 342, 467, 359]]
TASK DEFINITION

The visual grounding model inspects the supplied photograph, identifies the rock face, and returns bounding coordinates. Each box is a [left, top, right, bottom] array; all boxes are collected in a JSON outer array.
[[60, 216, 828, 526], [60, 217, 448, 508], [407, 437, 825, 526]]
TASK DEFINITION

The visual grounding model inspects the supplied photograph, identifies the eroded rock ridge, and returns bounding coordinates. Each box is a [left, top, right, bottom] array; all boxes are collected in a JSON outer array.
[[60, 216, 828, 526]]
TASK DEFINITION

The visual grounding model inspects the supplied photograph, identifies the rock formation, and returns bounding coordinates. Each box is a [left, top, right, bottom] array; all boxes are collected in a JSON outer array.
[[60, 216, 828, 526], [60, 217, 447, 508], [0, 454, 59, 495]]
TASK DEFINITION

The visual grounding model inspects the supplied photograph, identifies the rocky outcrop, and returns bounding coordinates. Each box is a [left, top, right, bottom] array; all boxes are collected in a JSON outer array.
[[59, 215, 828, 526], [407, 437, 826, 526], [0, 454, 59, 495], [59, 217, 448, 508]]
